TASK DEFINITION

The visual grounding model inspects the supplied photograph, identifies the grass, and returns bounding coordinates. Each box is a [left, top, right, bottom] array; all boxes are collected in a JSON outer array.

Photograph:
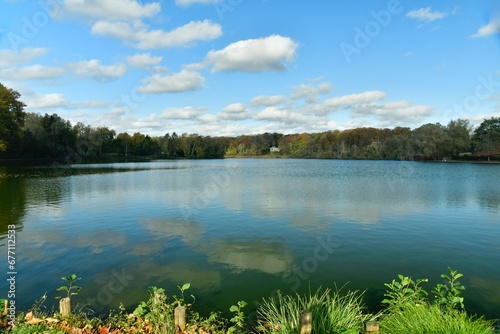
[[379, 302, 495, 334], [1, 269, 499, 333], [256, 287, 376, 334]]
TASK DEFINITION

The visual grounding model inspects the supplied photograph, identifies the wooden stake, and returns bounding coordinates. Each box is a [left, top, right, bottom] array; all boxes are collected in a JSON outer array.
[[299, 310, 312, 334], [174, 306, 186, 332], [366, 321, 379, 333], [59, 297, 71, 317]]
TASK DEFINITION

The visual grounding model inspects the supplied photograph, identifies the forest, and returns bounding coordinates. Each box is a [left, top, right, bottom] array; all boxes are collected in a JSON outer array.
[[1, 83, 499, 163]]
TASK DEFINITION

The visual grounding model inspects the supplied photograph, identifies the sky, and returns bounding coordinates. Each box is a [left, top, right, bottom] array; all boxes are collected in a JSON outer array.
[[1, 0, 499, 137]]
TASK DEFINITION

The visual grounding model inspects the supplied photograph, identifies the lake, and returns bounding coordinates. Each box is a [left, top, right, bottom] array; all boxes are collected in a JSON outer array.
[[0, 159, 499, 319]]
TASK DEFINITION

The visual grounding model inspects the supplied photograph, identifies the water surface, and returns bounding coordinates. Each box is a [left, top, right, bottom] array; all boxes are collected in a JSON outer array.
[[0, 159, 499, 319]]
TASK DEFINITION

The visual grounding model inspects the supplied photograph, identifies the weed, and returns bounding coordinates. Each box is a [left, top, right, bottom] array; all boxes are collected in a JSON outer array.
[[55, 274, 81, 299], [228, 300, 247, 333]]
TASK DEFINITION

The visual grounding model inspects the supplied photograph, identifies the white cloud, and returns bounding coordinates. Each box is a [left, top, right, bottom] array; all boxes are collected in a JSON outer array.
[[251, 95, 286, 107], [291, 82, 331, 103], [466, 112, 500, 125], [161, 106, 206, 119], [137, 70, 205, 93], [469, 20, 500, 38], [351, 100, 433, 125], [72, 101, 111, 109], [92, 19, 222, 49], [254, 106, 291, 122], [125, 53, 163, 68], [25, 93, 68, 109], [72, 59, 127, 81], [175, 0, 221, 6], [320, 91, 387, 113], [206, 35, 298, 72], [54, 0, 160, 20], [219, 103, 251, 120], [0, 65, 65, 80], [406, 7, 446, 23], [0, 48, 48, 67]]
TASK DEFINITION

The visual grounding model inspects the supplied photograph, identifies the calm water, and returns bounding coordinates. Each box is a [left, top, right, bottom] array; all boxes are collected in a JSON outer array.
[[0, 159, 499, 319]]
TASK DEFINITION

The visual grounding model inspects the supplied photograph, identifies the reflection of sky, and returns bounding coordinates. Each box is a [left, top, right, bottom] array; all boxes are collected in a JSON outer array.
[[2, 160, 499, 317]]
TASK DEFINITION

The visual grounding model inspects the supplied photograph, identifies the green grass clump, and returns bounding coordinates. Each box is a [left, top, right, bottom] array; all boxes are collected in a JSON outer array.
[[379, 302, 495, 334], [256, 287, 375, 333]]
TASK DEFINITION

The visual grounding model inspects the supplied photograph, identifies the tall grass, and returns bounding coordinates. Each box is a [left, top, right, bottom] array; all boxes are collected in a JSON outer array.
[[379, 302, 495, 334], [256, 287, 375, 333]]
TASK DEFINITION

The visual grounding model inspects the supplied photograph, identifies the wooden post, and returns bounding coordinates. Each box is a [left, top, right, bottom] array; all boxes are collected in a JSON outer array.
[[59, 297, 71, 317], [299, 310, 312, 334], [365, 321, 379, 333], [3, 299, 7, 315], [174, 306, 186, 332]]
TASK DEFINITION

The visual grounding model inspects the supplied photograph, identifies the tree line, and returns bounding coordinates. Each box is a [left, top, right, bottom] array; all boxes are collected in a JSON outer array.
[[227, 118, 500, 161], [1, 83, 499, 163]]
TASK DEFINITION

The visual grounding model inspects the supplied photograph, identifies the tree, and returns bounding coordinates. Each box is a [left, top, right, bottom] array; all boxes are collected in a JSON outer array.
[[0, 83, 26, 155], [473, 117, 500, 161], [446, 119, 471, 157], [412, 123, 449, 160]]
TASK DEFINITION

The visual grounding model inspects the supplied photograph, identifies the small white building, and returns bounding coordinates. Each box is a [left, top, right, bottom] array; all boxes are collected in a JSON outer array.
[[270, 146, 280, 152]]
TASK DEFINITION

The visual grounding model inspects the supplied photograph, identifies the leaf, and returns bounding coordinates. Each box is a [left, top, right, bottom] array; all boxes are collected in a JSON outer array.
[[229, 305, 238, 312], [57, 286, 68, 291], [181, 283, 190, 291], [69, 274, 77, 280]]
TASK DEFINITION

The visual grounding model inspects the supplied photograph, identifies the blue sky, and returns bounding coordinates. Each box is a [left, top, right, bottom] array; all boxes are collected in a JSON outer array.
[[1, 0, 499, 136]]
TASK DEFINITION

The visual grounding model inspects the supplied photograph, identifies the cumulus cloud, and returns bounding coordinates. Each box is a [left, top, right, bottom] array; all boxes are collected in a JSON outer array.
[[219, 103, 251, 120], [406, 7, 446, 23], [469, 19, 500, 38], [72, 59, 127, 81], [72, 101, 111, 109], [0, 48, 48, 67], [161, 106, 206, 119], [351, 100, 433, 125], [291, 82, 331, 103], [251, 95, 286, 107], [92, 19, 222, 49], [319, 91, 387, 113], [24, 93, 68, 109], [137, 70, 205, 93], [0, 65, 65, 80], [206, 35, 298, 72], [53, 0, 160, 20], [125, 53, 163, 68]]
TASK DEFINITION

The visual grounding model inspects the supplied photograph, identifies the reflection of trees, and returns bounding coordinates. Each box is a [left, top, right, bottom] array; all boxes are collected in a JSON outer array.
[[0, 169, 26, 236]]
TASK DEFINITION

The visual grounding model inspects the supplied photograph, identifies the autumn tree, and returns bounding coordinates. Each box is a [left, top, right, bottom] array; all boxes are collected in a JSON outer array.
[[473, 117, 500, 161], [0, 83, 26, 155]]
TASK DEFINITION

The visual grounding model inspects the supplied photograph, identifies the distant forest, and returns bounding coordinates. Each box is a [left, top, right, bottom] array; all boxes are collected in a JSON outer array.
[[1, 83, 500, 163]]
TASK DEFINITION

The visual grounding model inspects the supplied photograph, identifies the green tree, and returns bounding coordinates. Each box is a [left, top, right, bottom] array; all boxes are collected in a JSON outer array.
[[41, 113, 77, 158], [0, 83, 26, 155], [412, 123, 449, 160], [473, 117, 500, 161], [446, 119, 471, 157]]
